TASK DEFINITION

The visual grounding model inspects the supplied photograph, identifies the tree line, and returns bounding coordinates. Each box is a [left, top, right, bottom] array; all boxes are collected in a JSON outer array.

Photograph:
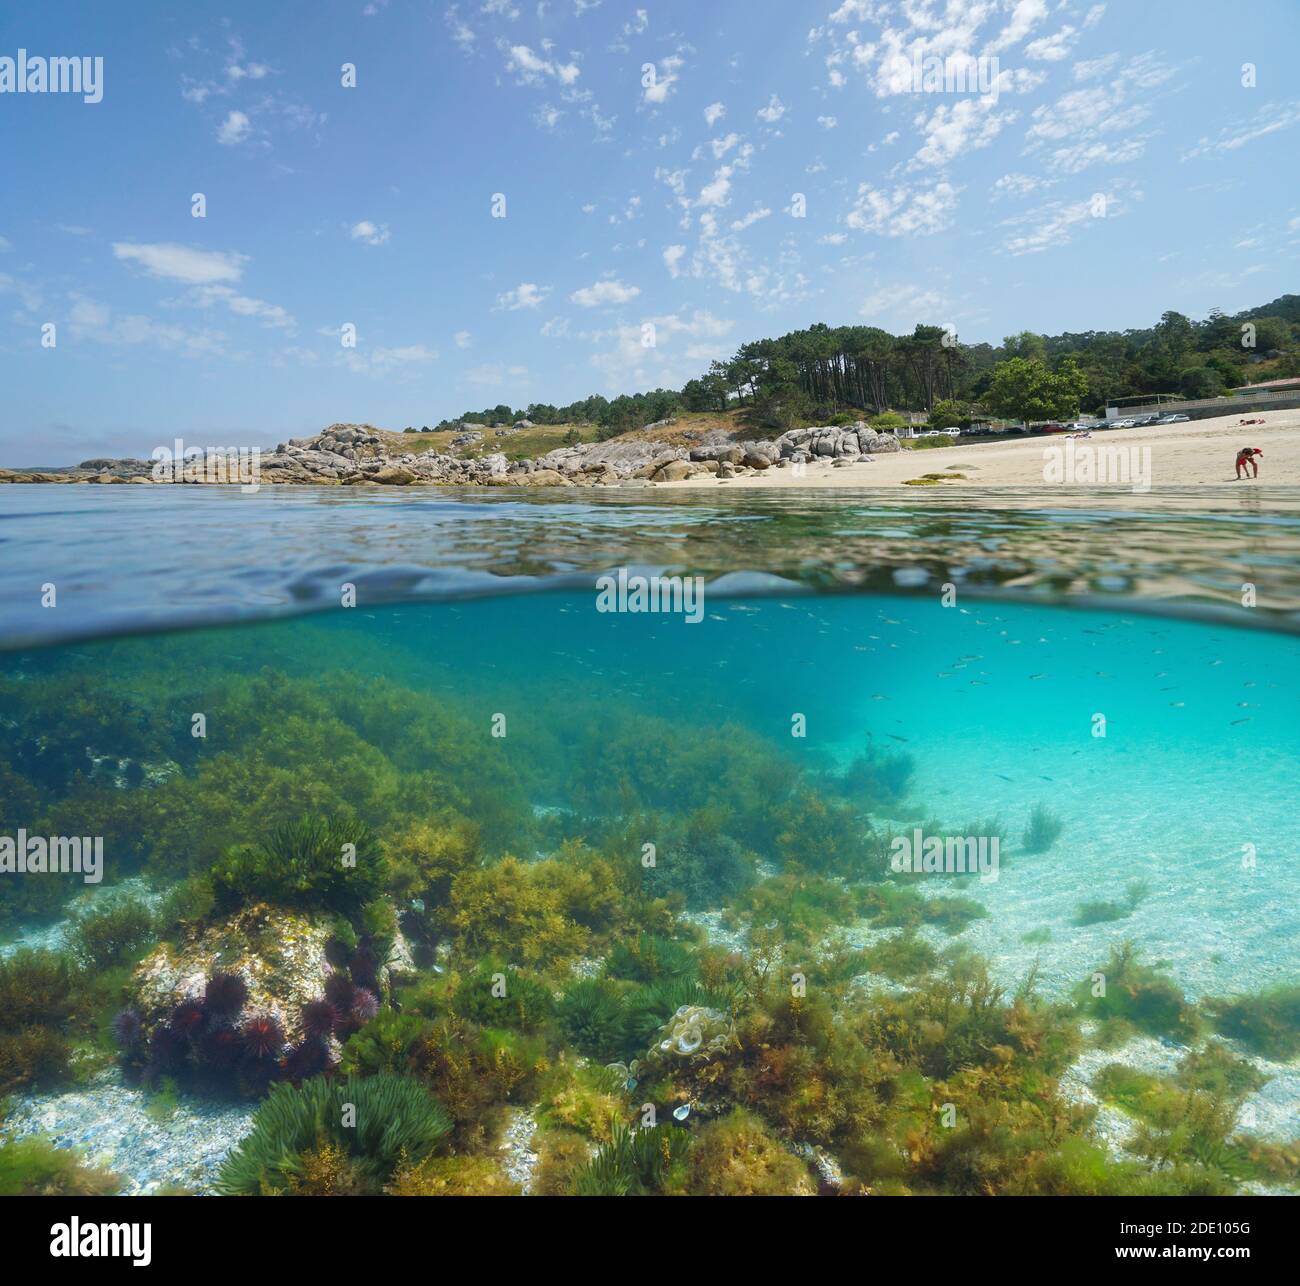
[[413, 294, 1299, 435]]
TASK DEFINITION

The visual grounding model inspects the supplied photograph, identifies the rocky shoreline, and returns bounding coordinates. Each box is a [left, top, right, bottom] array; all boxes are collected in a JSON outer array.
[[0, 422, 901, 488]]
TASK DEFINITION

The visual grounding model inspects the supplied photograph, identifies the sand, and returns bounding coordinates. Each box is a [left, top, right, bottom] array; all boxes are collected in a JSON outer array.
[[671, 406, 1300, 492]]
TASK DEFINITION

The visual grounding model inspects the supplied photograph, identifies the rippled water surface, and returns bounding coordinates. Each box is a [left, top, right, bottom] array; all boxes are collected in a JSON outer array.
[[3, 485, 1300, 647]]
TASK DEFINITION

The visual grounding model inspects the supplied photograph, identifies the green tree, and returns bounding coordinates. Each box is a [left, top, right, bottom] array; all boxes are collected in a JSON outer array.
[[1178, 367, 1224, 399], [984, 357, 1088, 423]]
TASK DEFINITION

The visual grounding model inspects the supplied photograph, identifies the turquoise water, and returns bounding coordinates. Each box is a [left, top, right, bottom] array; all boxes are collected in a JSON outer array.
[[1, 486, 1298, 1195]]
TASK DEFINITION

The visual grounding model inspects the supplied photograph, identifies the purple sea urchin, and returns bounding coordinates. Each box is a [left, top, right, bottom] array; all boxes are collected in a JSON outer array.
[[172, 997, 208, 1038], [199, 1025, 243, 1067], [350, 988, 380, 1025], [148, 1024, 186, 1072], [282, 1038, 334, 1083], [241, 1014, 285, 1060], [301, 998, 340, 1040], [204, 972, 249, 1021], [112, 1008, 144, 1049], [350, 943, 380, 993], [324, 972, 357, 1012]]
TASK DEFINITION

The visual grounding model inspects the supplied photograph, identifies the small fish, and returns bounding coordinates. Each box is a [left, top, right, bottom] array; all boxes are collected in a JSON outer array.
[[887, 733, 909, 743], [1028, 673, 1046, 680], [1230, 717, 1252, 726], [1040, 775, 1055, 782], [1169, 701, 1185, 708], [996, 774, 1013, 782]]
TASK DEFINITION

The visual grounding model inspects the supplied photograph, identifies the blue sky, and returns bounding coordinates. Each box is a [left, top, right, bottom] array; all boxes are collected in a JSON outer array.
[[1, 0, 1297, 464]]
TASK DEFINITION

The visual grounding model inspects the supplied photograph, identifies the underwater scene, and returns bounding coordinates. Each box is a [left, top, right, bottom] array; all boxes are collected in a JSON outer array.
[[1, 489, 1298, 1199]]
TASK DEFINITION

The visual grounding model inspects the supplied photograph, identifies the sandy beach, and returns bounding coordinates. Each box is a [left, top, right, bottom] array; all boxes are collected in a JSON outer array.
[[673, 407, 1300, 491]]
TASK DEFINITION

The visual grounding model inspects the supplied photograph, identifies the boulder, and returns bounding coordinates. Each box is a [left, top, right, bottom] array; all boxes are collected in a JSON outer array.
[[372, 465, 417, 485], [652, 459, 693, 482]]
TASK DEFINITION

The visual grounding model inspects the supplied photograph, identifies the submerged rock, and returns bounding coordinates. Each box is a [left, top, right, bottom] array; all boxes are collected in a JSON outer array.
[[130, 903, 333, 1046]]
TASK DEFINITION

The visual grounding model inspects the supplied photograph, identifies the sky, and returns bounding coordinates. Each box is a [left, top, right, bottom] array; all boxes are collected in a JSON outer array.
[[0, 0, 1297, 465]]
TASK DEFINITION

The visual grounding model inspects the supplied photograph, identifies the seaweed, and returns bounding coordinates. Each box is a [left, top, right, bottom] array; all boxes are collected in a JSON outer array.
[[210, 815, 381, 919], [1021, 803, 1063, 854], [216, 1073, 452, 1195], [66, 895, 155, 969], [0, 1134, 121, 1196], [1204, 983, 1300, 1061], [557, 979, 628, 1063], [1074, 942, 1200, 1044]]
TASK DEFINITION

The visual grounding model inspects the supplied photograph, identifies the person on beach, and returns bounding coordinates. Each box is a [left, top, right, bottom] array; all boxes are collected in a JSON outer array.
[[1235, 446, 1263, 479]]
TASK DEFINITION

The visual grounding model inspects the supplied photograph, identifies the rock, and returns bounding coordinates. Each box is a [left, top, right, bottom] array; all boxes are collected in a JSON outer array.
[[652, 459, 693, 482], [371, 466, 417, 485], [526, 469, 569, 486], [129, 904, 334, 1047]]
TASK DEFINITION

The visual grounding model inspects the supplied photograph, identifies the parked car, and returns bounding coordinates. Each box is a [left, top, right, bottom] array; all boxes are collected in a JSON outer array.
[[1036, 422, 1069, 433], [1157, 413, 1190, 424]]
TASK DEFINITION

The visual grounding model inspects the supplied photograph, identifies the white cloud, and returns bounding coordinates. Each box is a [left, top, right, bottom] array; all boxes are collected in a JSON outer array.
[[991, 171, 1055, 200], [908, 96, 1018, 169], [817, 115, 838, 129], [227, 61, 271, 82], [704, 101, 726, 127], [1047, 136, 1148, 174], [1026, 25, 1078, 62], [1000, 191, 1130, 255], [663, 244, 687, 276], [190, 284, 296, 332], [67, 294, 227, 356], [466, 361, 528, 386], [846, 181, 961, 237], [342, 343, 439, 376], [350, 220, 390, 246], [644, 54, 683, 105], [496, 282, 551, 310], [860, 283, 946, 323], [454, 330, 472, 349], [730, 207, 771, 232], [113, 242, 247, 285], [756, 93, 786, 123], [1182, 101, 1300, 160], [504, 44, 580, 87], [586, 310, 733, 389], [216, 110, 251, 146], [570, 277, 641, 307]]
